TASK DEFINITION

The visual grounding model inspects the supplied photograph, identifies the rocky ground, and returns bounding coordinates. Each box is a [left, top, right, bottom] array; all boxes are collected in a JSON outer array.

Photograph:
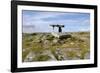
[[22, 32, 90, 62]]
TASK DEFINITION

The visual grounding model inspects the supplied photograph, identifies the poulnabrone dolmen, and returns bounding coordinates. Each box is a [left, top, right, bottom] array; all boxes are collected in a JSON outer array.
[[50, 24, 71, 38]]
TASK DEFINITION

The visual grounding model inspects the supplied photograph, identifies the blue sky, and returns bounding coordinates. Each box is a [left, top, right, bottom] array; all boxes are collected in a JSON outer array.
[[22, 10, 90, 33]]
